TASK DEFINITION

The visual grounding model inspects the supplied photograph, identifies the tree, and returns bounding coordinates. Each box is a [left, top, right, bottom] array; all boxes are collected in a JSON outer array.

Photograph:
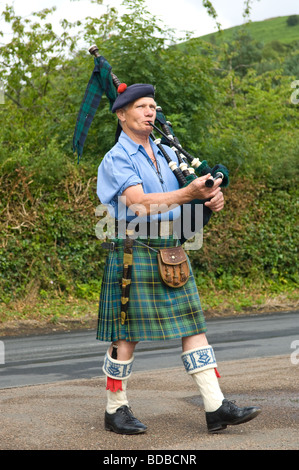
[[0, 5, 78, 167], [287, 15, 299, 26], [0, 0, 217, 301]]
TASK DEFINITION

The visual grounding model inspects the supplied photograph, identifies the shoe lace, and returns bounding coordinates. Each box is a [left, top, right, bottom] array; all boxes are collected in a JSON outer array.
[[119, 406, 134, 418], [119, 405, 142, 425], [226, 400, 238, 412]]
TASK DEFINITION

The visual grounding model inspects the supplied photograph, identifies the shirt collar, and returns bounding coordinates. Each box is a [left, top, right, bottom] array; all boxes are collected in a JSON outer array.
[[118, 131, 142, 157], [118, 130, 161, 158]]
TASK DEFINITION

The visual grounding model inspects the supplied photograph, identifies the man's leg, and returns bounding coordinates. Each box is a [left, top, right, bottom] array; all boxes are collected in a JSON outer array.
[[103, 339, 147, 434], [182, 334, 224, 412], [182, 334, 261, 433]]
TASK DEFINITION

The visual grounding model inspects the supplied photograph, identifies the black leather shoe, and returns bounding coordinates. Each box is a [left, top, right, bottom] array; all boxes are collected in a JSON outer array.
[[105, 405, 147, 435], [206, 399, 261, 433]]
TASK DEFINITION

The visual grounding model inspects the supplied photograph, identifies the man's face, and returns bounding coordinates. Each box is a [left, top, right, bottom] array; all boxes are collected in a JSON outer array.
[[116, 97, 157, 138]]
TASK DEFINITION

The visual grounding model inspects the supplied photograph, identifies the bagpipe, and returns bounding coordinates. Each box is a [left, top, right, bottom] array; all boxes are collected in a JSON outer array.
[[88, 44, 229, 192], [87, 45, 229, 243]]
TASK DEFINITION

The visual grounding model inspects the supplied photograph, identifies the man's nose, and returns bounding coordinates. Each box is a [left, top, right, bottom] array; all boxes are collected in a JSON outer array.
[[145, 106, 155, 115]]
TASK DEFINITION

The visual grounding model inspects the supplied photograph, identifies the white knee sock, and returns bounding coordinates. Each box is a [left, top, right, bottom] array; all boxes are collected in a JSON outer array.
[[102, 349, 134, 415], [181, 345, 224, 412], [191, 369, 224, 412], [106, 378, 129, 414]]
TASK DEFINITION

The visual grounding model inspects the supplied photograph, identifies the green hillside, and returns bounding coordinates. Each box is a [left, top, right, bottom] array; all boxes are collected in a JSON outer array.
[[200, 15, 299, 45]]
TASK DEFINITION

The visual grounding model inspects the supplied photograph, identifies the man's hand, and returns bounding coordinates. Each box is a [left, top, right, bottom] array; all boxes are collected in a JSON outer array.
[[188, 174, 222, 201], [204, 190, 224, 212]]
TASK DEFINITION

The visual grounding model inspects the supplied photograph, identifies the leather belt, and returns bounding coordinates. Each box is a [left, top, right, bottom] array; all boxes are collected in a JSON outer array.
[[101, 221, 174, 251]]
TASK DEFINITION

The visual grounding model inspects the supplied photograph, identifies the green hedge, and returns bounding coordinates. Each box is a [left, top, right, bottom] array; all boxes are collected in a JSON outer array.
[[0, 164, 297, 303]]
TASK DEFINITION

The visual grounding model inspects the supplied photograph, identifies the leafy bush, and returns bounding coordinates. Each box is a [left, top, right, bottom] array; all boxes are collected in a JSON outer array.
[[0, 1, 298, 305], [287, 15, 299, 27]]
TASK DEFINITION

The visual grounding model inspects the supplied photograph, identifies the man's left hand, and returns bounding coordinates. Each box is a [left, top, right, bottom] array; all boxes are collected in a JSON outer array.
[[204, 190, 224, 212]]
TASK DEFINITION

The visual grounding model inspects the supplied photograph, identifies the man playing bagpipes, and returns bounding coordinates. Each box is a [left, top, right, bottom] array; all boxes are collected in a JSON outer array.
[[73, 51, 261, 435]]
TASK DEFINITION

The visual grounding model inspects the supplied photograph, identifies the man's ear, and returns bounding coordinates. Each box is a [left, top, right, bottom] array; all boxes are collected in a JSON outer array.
[[116, 108, 126, 123]]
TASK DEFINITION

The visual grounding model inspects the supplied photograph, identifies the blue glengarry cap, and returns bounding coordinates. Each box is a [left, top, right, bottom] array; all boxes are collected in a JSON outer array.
[[111, 83, 155, 113]]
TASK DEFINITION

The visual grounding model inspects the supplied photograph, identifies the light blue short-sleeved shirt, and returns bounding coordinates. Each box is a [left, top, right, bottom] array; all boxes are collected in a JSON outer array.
[[97, 131, 182, 222]]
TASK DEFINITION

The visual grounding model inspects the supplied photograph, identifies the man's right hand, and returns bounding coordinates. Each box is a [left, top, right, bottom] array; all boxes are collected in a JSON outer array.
[[187, 173, 222, 201]]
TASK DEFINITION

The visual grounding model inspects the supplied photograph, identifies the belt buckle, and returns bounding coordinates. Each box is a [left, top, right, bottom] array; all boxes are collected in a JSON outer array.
[[101, 241, 116, 251]]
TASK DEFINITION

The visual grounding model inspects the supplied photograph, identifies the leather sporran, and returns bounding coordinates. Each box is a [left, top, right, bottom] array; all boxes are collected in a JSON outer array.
[[157, 245, 190, 288]]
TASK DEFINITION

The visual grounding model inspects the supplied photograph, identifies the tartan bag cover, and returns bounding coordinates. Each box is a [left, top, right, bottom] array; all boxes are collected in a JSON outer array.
[[72, 55, 117, 161], [97, 238, 207, 342]]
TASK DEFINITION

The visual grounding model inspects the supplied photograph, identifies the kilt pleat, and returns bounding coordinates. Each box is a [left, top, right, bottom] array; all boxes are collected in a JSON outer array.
[[97, 238, 207, 342]]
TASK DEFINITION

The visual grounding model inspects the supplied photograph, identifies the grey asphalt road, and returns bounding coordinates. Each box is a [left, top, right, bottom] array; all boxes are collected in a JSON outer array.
[[0, 311, 298, 389]]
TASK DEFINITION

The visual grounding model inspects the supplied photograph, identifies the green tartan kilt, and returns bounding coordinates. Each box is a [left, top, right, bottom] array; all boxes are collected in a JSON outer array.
[[97, 237, 207, 342]]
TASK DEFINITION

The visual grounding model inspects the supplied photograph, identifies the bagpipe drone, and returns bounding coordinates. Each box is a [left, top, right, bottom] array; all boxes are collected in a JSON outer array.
[[73, 44, 229, 184]]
